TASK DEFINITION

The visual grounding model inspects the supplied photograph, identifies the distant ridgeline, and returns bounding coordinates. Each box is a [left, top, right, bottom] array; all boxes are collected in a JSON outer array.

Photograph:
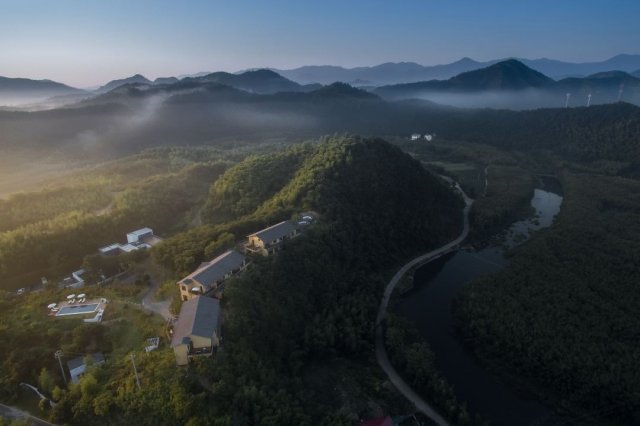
[[1, 80, 640, 170]]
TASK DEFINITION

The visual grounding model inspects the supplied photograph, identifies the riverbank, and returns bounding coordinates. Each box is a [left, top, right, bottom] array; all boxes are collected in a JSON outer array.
[[453, 171, 640, 424], [375, 179, 472, 425], [396, 182, 563, 425]]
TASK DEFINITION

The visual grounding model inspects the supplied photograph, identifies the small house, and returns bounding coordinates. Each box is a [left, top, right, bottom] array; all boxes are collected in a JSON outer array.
[[171, 296, 221, 365]]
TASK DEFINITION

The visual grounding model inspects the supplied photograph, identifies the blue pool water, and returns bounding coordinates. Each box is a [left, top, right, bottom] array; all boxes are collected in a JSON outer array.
[[56, 303, 99, 316]]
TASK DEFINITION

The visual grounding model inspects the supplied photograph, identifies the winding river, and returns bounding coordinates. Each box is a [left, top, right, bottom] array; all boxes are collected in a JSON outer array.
[[396, 178, 563, 425]]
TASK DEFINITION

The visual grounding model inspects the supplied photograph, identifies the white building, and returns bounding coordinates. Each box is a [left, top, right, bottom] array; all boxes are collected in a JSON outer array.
[[98, 227, 161, 256], [410, 133, 422, 141], [127, 228, 154, 244]]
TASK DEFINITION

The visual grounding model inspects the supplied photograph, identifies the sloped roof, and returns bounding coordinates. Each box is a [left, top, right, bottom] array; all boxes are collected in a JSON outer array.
[[171, 296, 220, 347], [67, 352, 105, 371], [127, 227, 153, 238], [249, 221, 297, 243], [179, 250, 245, 291]]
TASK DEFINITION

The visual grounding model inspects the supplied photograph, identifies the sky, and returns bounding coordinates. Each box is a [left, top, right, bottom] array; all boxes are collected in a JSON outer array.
[[1, 0, 639, 87]]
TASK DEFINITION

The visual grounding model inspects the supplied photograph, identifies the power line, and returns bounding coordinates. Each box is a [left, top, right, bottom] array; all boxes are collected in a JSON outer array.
[[130, 354, 141, 390]]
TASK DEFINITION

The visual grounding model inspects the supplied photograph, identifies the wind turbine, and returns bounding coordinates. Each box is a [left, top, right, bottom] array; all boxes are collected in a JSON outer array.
[[565, 93, 571, 108], [587, 93, 592, 107]]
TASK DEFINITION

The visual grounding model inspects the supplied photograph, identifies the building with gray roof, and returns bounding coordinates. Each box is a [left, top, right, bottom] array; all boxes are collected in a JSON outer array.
[[171, 296, 221, 365], [177, 250, 247, 301], [67, 353, 105, 383], [245, 220, 299, 256]]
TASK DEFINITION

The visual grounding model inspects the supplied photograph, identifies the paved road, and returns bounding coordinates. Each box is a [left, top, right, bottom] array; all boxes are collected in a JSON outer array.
[[375, 180, 473, 426], [0, 403, 55, 426], [141, 280, 172, 321]]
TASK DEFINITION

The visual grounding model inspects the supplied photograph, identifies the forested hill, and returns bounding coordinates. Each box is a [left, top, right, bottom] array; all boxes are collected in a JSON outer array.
[[152, 136, 466, 424], [3, 79, 639, 167], [424, 102, 640, 163], [203, 136, 463, 247], [25, 136, 467, 425], [158, 136, 463, 277]]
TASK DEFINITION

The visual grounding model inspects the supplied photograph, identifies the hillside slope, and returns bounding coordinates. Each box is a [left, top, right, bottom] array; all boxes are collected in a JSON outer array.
[[151, 136, 466, 424]]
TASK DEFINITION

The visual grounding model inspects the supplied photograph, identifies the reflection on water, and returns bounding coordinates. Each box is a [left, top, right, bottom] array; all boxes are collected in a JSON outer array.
[[396, 185, 563, 425]]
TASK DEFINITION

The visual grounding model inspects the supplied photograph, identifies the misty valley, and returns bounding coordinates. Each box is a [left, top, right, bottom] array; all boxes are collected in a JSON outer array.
[[2, 6, 640, 425]]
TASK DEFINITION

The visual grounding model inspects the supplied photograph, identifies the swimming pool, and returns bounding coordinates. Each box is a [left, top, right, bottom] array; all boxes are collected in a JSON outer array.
[[56, 303, 99, 316]]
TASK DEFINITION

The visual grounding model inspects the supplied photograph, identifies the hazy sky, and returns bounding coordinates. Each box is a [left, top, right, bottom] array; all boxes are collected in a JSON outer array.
[[1, 0, 639, 87]]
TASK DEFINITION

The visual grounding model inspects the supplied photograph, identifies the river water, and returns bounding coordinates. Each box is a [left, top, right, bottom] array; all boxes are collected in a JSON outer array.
[[396, 179, 563, 425]]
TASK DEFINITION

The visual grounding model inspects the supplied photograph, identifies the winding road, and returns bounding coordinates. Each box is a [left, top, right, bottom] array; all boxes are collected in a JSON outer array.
[[375, 179, 473, 426], [0, 403, 55, 426]]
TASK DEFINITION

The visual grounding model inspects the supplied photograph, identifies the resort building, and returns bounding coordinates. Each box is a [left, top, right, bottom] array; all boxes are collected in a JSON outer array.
[[171, 296, 221, 366], [245, 221, 299, 256], [98, 227, 162, 256], [61, 268, 86, 289], [67, 353, 105, 384], [177, 250, 247, 301]]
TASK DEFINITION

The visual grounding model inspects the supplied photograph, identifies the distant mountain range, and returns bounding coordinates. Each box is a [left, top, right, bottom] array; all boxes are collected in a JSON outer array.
[[182, 69, 321, 94], [374, 60, 640, 108], [2, 54, 640, 109], [96, 74, 152, 93], [0, 76, 86, 106], [273, 54, 640, 85]]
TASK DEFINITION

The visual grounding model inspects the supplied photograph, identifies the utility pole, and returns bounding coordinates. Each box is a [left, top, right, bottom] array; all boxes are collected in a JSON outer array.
[[130, 353, 141, 390], [54, 350, 67, 386]]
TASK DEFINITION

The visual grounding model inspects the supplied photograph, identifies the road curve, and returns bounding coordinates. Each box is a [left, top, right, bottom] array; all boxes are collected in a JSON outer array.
[[375, 179, 473, 426], [0, 402, 56, 426], [141, 280, 172, 321]]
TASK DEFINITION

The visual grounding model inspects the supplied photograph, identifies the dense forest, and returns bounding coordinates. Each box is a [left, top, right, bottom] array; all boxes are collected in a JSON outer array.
[[454, 172, 640, 423], [1, 136, 469, 425], [0, 147, 235, 289], [2, 79, 640, 170]]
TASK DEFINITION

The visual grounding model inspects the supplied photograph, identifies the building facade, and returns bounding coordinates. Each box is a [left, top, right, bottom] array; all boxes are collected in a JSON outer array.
[[171, 296, 221, 365], [177, 250, 247, 301], [245, 221, 299, 256]]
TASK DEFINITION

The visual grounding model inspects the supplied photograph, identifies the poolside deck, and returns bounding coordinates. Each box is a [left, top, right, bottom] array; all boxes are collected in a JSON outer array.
[[52, 298, 108, 317]]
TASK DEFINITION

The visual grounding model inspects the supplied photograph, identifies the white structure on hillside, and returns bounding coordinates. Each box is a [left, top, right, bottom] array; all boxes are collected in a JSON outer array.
[[99, 227, 162, 256], [61, 269, 86, 288], [127, 228, 154, 244]]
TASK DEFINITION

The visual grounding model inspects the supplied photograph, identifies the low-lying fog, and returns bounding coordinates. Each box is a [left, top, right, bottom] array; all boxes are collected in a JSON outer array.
[[384, 88, 640, 110]]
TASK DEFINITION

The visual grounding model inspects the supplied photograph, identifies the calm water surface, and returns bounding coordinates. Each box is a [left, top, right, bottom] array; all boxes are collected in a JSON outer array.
[[397, 182, 563, 425]]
